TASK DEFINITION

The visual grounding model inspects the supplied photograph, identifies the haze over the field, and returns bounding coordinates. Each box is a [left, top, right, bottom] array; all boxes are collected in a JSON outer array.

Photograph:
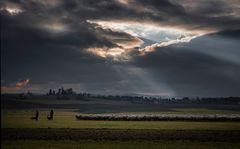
[[1, 0, 240, 96]]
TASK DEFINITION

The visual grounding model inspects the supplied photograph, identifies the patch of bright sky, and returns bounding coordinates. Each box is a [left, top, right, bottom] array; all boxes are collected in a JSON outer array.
[[85, 20, 209, 59], [88, 20, 198, 43], [1, 6, 23, 15]]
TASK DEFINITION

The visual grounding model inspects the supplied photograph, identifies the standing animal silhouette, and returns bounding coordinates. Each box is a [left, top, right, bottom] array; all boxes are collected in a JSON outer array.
[[47, 109, 54, 120]]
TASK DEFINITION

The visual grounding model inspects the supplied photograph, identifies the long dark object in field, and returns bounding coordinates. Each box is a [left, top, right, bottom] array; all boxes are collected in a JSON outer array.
[[75, 114, 240, 122], [2, 128, 240, 142]]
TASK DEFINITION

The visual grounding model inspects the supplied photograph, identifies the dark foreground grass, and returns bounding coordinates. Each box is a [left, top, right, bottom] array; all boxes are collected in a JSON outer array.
[[2, 140, 240, 149], [2, 128, 240, 142]]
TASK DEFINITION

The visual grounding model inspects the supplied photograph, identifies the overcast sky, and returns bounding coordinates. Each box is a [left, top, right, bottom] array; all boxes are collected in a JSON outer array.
[[1, 0, 240, 96]]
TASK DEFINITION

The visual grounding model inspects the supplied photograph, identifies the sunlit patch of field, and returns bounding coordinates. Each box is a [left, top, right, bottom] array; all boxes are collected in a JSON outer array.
[[2, 110, 240, 130]]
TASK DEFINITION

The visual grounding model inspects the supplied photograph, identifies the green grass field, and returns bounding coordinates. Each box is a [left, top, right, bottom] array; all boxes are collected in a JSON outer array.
[[2, 110, 240, 130], [2, 109, 240, 149]]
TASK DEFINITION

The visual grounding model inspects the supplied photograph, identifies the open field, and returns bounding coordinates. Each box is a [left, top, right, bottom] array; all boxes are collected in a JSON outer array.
[[3, 140, 240, 149], [2, 97, 240, 114], [2, 110, 240, 129], [2, 98, 240, 149]]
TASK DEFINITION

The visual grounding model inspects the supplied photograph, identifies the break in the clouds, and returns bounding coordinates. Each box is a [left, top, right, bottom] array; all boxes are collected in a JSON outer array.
[[1, 79, 30, 93], [1, 0, 240, 96]]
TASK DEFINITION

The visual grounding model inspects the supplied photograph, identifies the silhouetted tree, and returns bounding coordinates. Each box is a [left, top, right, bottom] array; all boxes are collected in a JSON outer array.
[[49, 89, 52, 95]]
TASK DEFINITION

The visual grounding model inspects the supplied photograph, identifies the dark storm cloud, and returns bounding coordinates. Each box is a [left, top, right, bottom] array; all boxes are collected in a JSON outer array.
[[210, 29, 240, 39], [1, 11, 122, 84], [73, 0, 239, 32], [2, 0, 239, 31], [1, 0, 240, 95]]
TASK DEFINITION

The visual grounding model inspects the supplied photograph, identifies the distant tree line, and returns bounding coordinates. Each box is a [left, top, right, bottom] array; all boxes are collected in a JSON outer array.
[[11, 88, 240, 105], [92, 95, 240, 105], [47, 87, 75, 96], [46, 88, 240, 104]]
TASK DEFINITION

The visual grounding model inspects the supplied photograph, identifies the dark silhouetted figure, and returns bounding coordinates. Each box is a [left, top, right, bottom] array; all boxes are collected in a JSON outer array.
[[31, 110, 39, 121], [47, 109, 54, 120]]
